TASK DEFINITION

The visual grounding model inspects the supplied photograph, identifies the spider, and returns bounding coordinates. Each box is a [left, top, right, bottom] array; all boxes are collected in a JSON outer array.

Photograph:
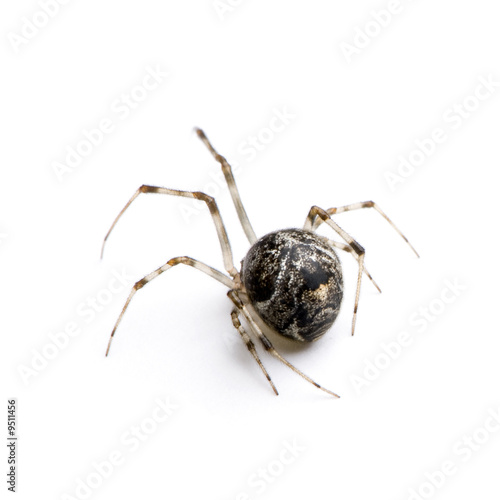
[[102, 128, 418, 397]]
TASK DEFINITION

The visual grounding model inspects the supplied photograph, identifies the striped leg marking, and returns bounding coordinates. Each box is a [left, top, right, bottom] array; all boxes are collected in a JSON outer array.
[[311, 200, 419, 257], [105, 256, 233, 356], [101, 184, 238, 277], [325, 238, 381, 293], [230, 308, 279, 396], [228, 291, 340, 398], [195, 128, 257, 245], [304, 206, 365, 336]]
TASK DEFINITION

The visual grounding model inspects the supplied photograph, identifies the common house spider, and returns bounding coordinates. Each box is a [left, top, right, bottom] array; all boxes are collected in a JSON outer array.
[[102, 128, 418, 397]]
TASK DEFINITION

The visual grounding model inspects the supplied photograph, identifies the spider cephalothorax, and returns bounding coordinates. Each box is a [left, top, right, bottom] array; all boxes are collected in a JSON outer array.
[[102, 128, 418, 397]]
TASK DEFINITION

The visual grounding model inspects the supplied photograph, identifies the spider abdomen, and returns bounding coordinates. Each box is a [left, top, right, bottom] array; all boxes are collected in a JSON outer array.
[[241, 228, 343, 342]]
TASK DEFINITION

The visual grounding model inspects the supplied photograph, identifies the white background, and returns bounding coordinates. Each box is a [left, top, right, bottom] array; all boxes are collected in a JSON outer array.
[[1, 1, 500, 499]]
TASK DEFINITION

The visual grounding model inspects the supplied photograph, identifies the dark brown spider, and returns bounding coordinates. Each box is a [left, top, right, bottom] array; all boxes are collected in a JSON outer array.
[[102, 128, 418, 397]]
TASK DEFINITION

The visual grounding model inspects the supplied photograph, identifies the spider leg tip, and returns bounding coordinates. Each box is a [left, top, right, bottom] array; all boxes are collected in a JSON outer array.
[[105, 340, 113, 357], [100, 241, 107, 260], [408, 243, 420, 258], [326, 388, 341, 398]]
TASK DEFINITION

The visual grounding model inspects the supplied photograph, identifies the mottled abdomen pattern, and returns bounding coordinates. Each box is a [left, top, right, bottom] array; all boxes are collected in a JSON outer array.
[[241, 228, 343, 342]]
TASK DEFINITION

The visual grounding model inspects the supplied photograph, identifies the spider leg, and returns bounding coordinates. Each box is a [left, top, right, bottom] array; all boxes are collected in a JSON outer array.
[[323, 238, 381, 293], [195, 128, 258, 245], [311, 200, 419, 257], [228, 291, 340, 398], [304, 206, 365, 336], [101, 185, 238, 277], [230, 307, 279, 396], [105, 256, 233, 356]]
